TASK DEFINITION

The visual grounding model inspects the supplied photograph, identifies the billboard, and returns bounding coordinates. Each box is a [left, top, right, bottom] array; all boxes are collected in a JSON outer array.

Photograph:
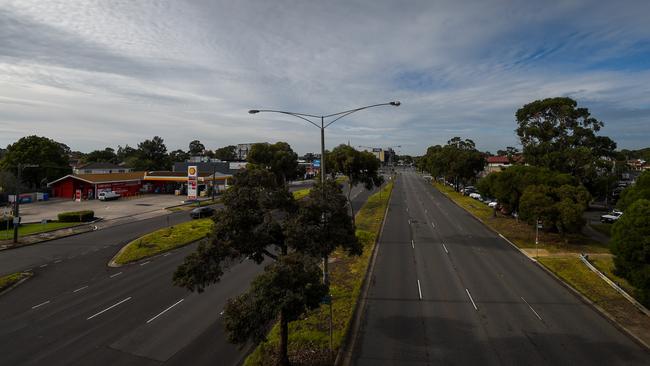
[[187, 165, 198, 200]]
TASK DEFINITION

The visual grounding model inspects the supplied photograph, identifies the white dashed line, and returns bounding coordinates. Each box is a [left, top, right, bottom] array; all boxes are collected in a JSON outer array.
[[521, 297, 543, 321], [87, 297, 132, 320], [163, 253, 171, 257], [32, 300, 50, 309], [417, 280, 423, 300], [140, 261, 151, 266], [431, 222, 435, 228], [109, 272, 122, 278], [466, 289, 478, 310], [24, 268, 33, 272], [442, 243, 449, 254], [39, 264, 48, 268], [73, 285, 89, 293], [411, 239, 414, 249], [54, 260, 62, 264], [146, 298, 184, 324]]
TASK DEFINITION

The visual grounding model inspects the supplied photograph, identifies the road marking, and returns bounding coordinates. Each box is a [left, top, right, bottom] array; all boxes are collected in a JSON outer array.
[[411, 239, 414, 249], [163, 253, 171, 257], [408, 219, 411, 225], [73, 285, 89, 293], [417, 280, 422, 300], [103, 245, 109, 249], [54, 259, 62, 264], [431, 222, 435, 228], [499, 233, 506, 239], [87, 297, 132, 320], [442, 243, 449, 254], [109, 272, 122, 278], [32, 300, 50, 309], [521, 297, 543, 321], [25, 268, 32, 272], [466, 289, 478, 310], [140, 261, 151, 266], [146, 298, 184, 324], [39, 264, 48, 268]]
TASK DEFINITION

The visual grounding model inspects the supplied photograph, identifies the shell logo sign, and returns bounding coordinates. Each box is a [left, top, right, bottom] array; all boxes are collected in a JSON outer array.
[[188, 166, 197, 177], [187, 166, 198, 200]]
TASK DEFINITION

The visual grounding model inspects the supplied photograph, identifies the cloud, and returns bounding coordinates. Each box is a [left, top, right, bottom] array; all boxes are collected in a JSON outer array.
[[0, 0, 648, 155]]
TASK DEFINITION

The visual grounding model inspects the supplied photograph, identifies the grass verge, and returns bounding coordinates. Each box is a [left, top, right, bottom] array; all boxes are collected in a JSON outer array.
[[0, 221, 81, 240], [589, 256, 636, 295], [113, 218, 214, 265], [292, 188, 311, 200], [0, 271, 32, 293], [245, 181, 394, 365]]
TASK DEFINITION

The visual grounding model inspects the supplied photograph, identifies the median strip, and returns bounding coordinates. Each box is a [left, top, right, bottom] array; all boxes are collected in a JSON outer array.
[[87, 297, 131, 320]]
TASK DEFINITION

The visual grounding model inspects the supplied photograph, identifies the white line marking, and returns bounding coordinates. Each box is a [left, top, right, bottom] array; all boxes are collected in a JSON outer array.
[[219, 310, 225, 315], [163, 253, 171, 257], [87, 297, 131, 320], [109, 272, 122, 278], [32, 300, 50, 309], [442, 243, 449, 254], [417, 280, 422, 300], [24, 268, 33, 272], [146, 299, 184, 323], [499, 233, 506, 239], [431, 222, 435, 228], [521, 297, 543, 321], [103, 245, 109, 249], [466, 289, 478, 310], [73, 285, 89, 293], [39, 264, 48, 268], [54, 260, 62, 264], [140, 261, 151, 266], [408, 219, 411, 225], [411, 239, 414, 249]]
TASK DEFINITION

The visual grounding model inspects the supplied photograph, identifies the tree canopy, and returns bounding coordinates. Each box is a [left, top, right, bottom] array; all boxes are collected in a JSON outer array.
[[82, 148, 118, 164], [418, 137, 485, 190], [519, 184, 590, 234], [188, 140, 206, 156], [131, 136, 170, 171], [617, 170, 650, 211], [247, 142, 298, 183], [1, 135, 71, 188], [213, 145, 237, 161]]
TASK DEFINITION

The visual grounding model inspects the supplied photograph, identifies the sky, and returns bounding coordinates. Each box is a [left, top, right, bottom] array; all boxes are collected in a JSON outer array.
[[1, 0, 649, 156]]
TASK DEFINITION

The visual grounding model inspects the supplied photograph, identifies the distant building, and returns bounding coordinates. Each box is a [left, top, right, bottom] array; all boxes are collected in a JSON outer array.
[[360, 147, 396, 165], [627, 159, 649, 171], [482, 155, 524, 176], [173, 161, 232, 175], [73, 162, 132, 175], [237, 143, 259, 161]]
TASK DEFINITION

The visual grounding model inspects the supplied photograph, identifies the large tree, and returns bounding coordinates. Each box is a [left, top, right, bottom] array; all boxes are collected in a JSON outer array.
[[213, 145, 237, 161], [169, 149, 190, 163], [610, 199, 650, 306], [617, 170, 650, 211], [420, 137, 485, 190], [1, 135, 71, 188], [248, 142, 298, 183], [515, 97, 617, 193], [519, 184, 591, 235], [327, 144, 383, 222], [132, 136, 170, 171], [188, 140, 206, 156], [82, 148, 118, 164]]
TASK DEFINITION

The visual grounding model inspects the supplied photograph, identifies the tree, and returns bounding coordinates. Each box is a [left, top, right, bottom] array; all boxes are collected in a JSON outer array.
[[83, 148, 117, 164], [327, 144, 383, 222], [116, 145, 137, 162], [610, 199, 650, 306], [213, 145, 237, 161], [519, 184, 590, 235], [132, 136, 170, 171], [248, 142, 298, 183], [515, 97, 617, 192], [169, 149, 190, 163], [188, 140, 206, 156], [0, 170, 23, 195], [0, 135, 71, 188], [303, 152, 317, 163], [420, 138, 485, 190], [617, 171, 650, 211]]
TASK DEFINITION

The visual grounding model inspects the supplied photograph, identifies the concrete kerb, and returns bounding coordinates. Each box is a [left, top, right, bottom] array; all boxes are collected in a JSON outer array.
[[336, 180, 395, 366], [0, 271, 33, 297], [431, 183, 650, 351]]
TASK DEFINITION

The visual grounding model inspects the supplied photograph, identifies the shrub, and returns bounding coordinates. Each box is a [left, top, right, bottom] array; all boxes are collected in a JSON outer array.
[[57, 210, 95, 222], [0, 216, 15, 229]]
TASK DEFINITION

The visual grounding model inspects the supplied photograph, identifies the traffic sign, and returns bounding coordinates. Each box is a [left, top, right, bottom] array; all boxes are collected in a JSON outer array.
[[313, 159, 321, 168]]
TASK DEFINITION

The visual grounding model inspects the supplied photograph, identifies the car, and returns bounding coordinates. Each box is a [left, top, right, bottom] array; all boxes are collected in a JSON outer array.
[[190, 206, 215, 219], [98, 191, 120, 201], [469, 192, 482, 200], [488, 201, 499, 208], [600, 210, 623, 223]]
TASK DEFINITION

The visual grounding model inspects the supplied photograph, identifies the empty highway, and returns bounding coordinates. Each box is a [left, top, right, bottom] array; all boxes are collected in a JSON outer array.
[[353, 170, 648, 365]]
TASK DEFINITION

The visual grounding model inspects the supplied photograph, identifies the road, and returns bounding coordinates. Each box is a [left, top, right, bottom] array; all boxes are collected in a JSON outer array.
[[352, 170, 649, 365], [0, 182, 376, 366]]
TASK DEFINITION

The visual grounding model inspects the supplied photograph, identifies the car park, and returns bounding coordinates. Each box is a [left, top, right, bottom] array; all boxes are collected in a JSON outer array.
[[190, 206, 215, 219], [600, 210, 623, 223]]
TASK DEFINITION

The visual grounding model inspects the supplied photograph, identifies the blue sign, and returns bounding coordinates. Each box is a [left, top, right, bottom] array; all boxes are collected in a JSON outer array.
[[313, 159, 321, 168]]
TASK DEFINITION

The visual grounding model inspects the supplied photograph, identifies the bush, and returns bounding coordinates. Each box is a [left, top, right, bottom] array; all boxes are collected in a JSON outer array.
[[57, 210, 95, 222], [0, 216, 14, 229]]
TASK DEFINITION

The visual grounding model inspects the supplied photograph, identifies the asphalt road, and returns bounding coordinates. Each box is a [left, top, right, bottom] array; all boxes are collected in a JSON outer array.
[[0, 182, 376, 366], [352, 170, 649, 365]]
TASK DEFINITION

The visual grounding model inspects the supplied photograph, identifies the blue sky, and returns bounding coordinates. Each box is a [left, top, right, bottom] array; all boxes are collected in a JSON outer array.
[[0, 0, 649, 155]]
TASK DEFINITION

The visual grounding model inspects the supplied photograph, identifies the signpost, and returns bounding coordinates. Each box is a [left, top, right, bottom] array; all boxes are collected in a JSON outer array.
[[536, 219, 542, 258], [187, 166, 198, 202]]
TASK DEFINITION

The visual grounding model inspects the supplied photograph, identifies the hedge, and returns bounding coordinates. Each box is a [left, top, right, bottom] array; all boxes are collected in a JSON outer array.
[[0, 216, 14, 229], [57, 210, 95, 222]]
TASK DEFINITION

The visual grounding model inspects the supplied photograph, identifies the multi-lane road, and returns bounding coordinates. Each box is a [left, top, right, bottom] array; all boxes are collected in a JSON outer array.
[[0, 183, 375, 366], [352, 170, 649, 365]]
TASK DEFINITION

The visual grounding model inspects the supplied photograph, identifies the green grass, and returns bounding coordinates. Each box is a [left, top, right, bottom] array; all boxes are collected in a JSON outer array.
[[292, 188, 311, 200], [0, 272, 31, 292], [433, 182, 609, 254], [0, 221, 81, 240], [590, 223, 612, 237], [114, 218, 214, 265], [589, 256, 636, 295], [245, 181, 394, 365]]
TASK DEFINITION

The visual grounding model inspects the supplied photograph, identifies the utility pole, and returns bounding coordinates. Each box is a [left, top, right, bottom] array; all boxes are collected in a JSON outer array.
[[13, 164, 38, 243]]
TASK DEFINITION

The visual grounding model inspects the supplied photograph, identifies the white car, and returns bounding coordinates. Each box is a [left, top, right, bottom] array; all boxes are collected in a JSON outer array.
[[600, 210, 623, 224], [98, 191, 120, 201], [469, 192, 482, 200], [488, 201, 499, 208]]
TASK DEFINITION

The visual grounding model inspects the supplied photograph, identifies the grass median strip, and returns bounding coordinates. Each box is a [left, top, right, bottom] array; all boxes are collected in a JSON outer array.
[[0, 221, 82, 240], [245, 181, 393, 365], [113, 218, 214, 265], [0, 271, 32, 293]]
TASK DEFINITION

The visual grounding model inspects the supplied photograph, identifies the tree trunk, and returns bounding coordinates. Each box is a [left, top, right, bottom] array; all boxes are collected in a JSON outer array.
[[279, 309, 290, 366]]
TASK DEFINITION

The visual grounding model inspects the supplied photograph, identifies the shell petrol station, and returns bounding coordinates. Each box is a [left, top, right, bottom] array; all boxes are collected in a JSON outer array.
[[47, 167, 232, 201]]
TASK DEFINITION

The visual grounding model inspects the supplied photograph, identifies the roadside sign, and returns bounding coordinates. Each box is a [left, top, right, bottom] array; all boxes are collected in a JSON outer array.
[[537, 220, 543, 229], [13, 217, 20, 224], [187, 166, 198, 201], [313, 159, 321, 168], [321, 294, 331, 305]]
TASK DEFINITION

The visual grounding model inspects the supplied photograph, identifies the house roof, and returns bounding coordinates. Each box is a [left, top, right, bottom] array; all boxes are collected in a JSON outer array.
[[75, 162, 126, 170], [486, 155, 524, 164], [48, 172, 145, 186], [144, 171, 232, 181]]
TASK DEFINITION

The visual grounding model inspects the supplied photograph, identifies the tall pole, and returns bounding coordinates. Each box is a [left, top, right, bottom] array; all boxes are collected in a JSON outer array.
[[13, 164, 21, 243], [535, 217, 539, 259]]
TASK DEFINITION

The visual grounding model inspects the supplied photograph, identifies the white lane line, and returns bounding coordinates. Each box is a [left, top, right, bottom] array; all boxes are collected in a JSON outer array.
[[442, 243, 449, 254], [431, 222, 435, 228], [140, 261, 151, 266], [39, 264, 48, 268], [109, 272, 122, 278], [417, 280, 423, 300], [25, 268, 33, 272], [32, 300, 50, 309], [54, 259, 62, 264], [411, 240, 414, 249], [466, 289, 478, 310], [146, 298, 184, 324], [163, 253, 171, 257], [521, 297, 543, 321], [73, 285, 89, 293], [408, 219, 411, 225], [499, 233, 506, 239], [87, 297, 131, 320]]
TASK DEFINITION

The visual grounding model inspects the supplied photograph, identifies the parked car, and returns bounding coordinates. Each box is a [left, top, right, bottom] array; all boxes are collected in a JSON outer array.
[[600, 210, 623, 224], [488, 201, 499, 208], [98, 191, 120, 201], [190, 206, 215, 219], [469, 192, 482, 200]]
